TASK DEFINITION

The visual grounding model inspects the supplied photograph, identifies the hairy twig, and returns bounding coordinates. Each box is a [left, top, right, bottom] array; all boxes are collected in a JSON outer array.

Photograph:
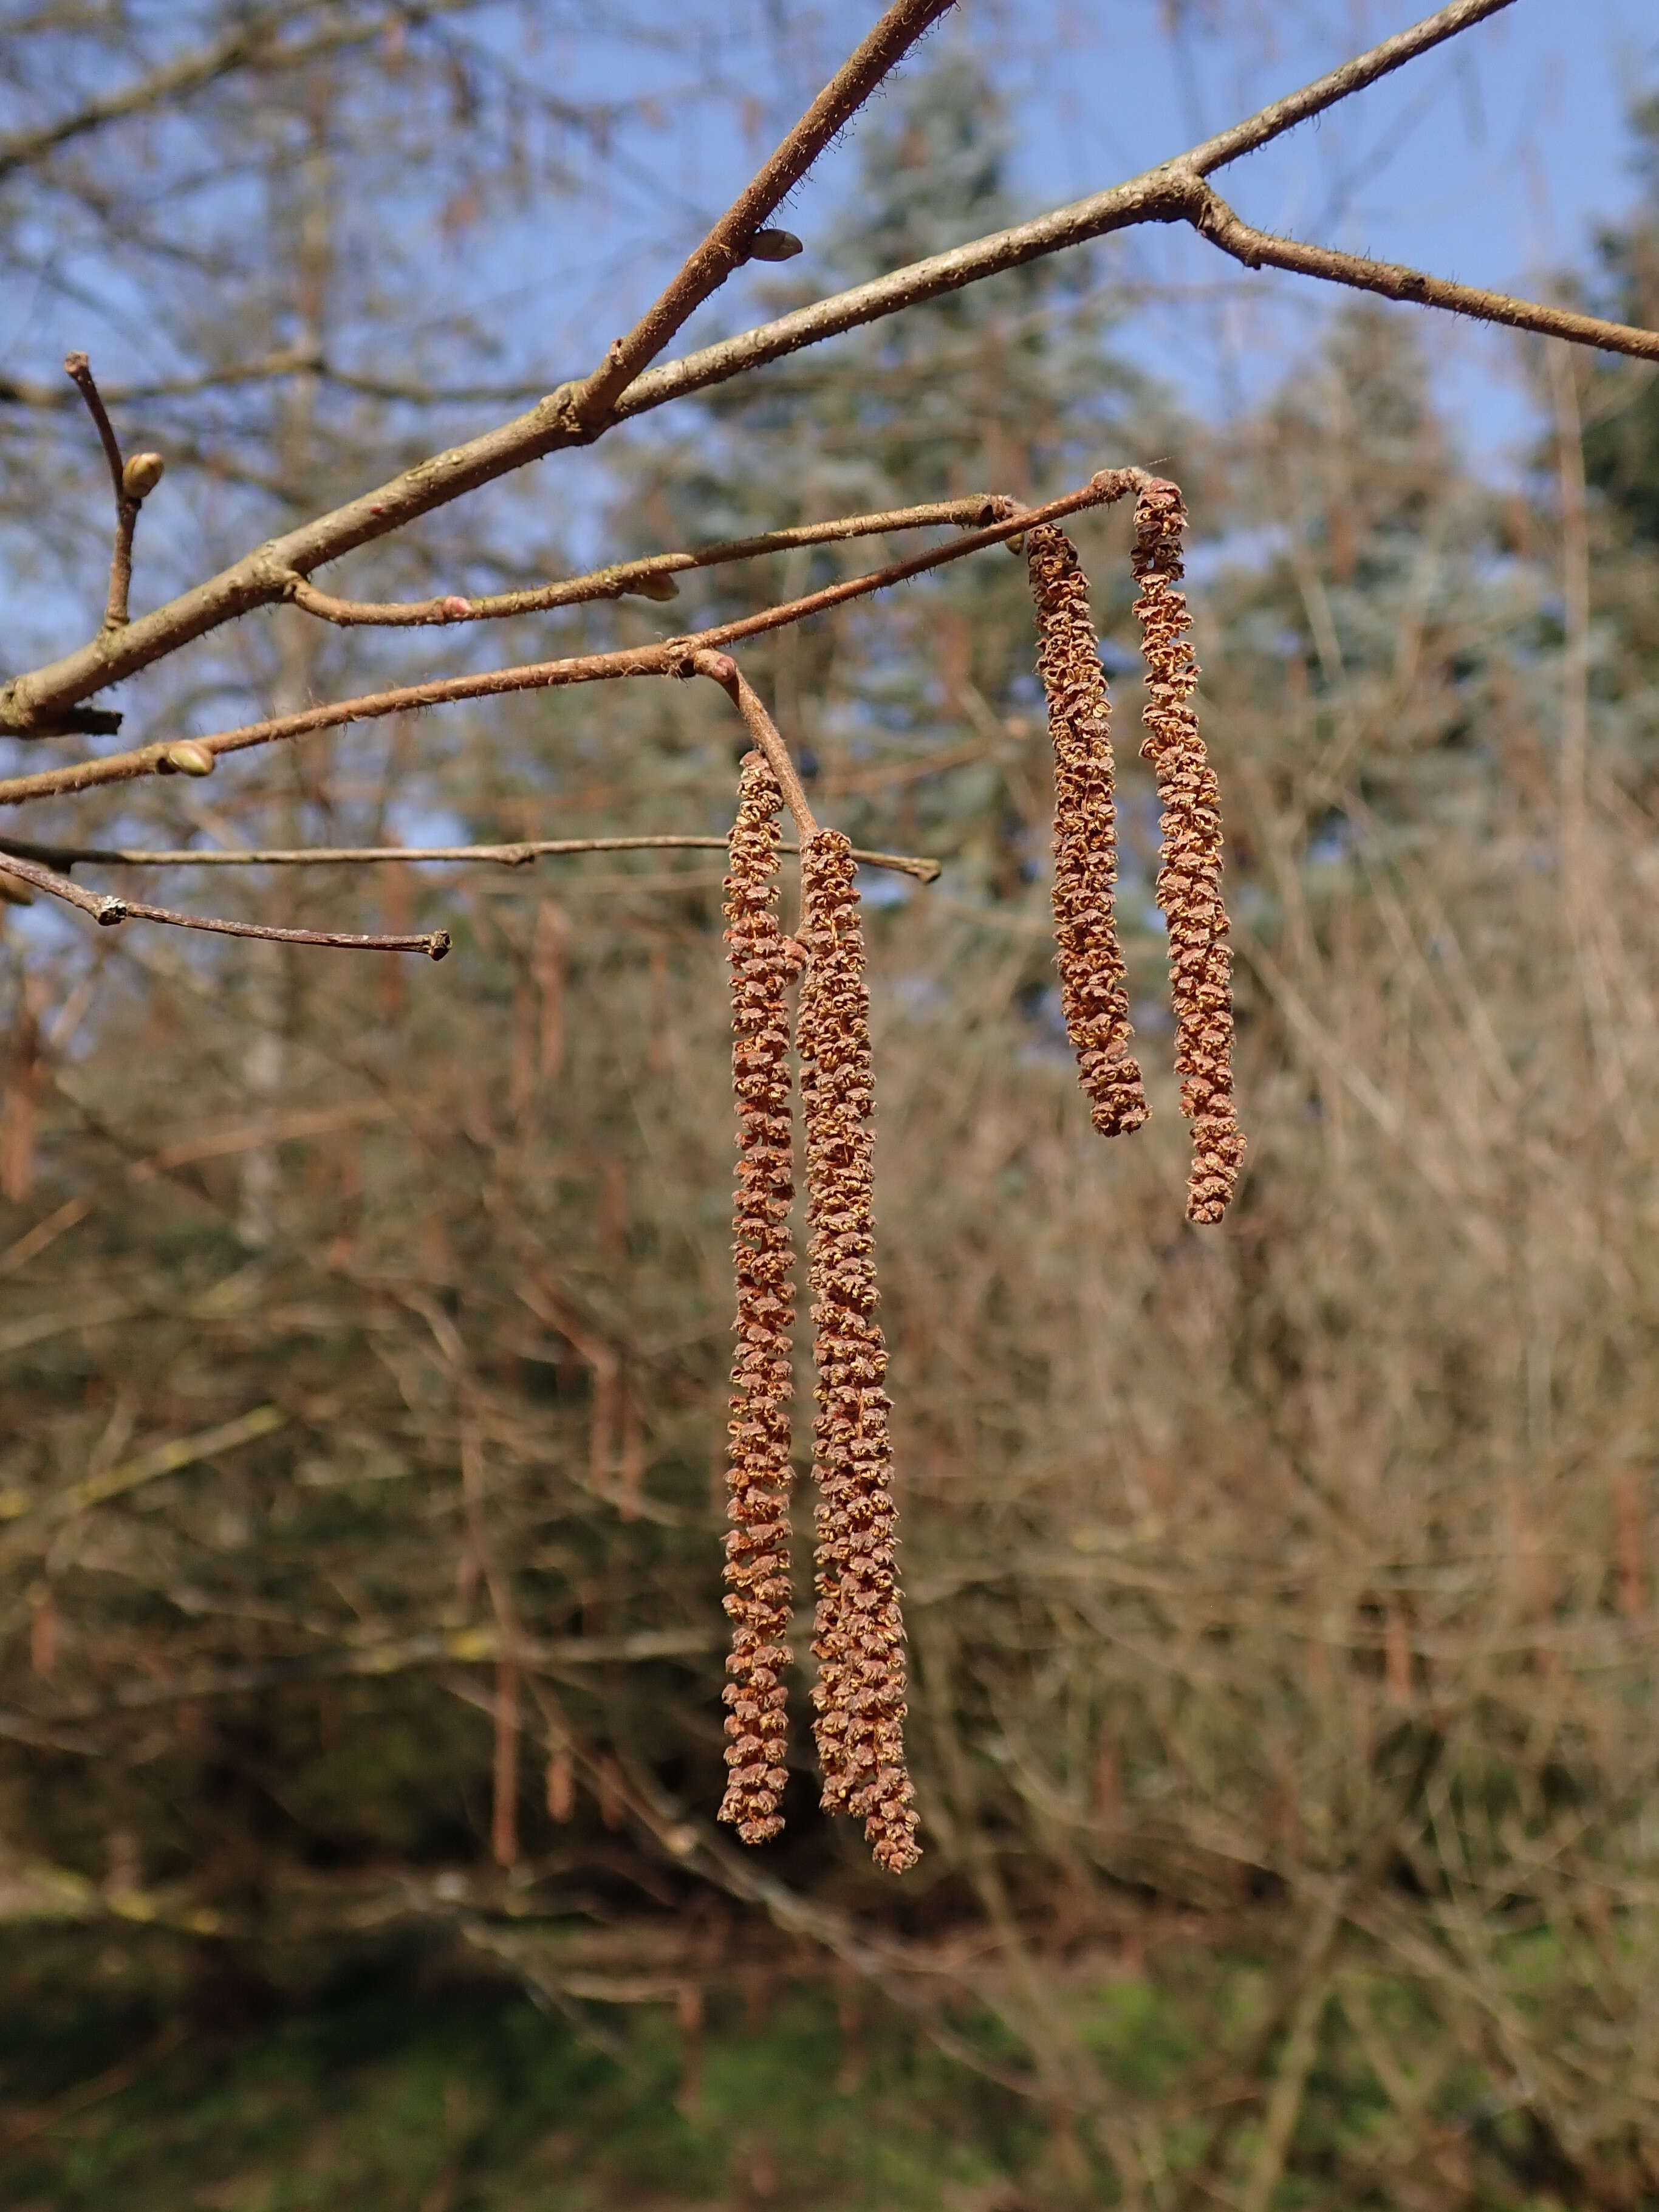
[[718, 754, 799, 1844], [567, 0, 958, 427], [12, 0, 1629, 739], [0, 833, 943, 883], [0, 849, 450, 957], [1132, 481, 1243, 1224], [693, 652, 819, 840], [1178, 173, 1659, 363], [1027, 524, 1147, 1138], [798, 831, 918, 1874], [285, 496, 1014, 627], [0, 474, 1140, 809], [64, 352, 155, 634]]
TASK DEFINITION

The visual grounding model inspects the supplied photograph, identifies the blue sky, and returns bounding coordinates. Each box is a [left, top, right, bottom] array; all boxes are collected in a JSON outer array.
[[1004, 0, 1658, 469], [514, 0, 1659, 482], [5, 0, 1655, 579]]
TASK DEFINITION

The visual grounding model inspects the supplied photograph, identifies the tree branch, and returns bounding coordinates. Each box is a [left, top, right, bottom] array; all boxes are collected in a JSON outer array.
[[1180, 0, 1515, 174], [565, 0, 959, 428], [0, 0, 1536, 738], [284, 495, 1014, 626], [63, 351, 125, 503], [63, 351, 167, 634], [693, 652, 818, 838], [0, 471, 1139, 809], [1182, 176, 1659, 362], [0, 848, 452, 956], [0, 833, 943, 882]]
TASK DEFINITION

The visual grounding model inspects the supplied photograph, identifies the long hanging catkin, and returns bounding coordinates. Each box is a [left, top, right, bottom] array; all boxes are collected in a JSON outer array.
[[1131, 479, 1245, 1224], [798, 830, 920, 1875], [1027, 522, 1148, 1138], [718, 751, 798, 1844]]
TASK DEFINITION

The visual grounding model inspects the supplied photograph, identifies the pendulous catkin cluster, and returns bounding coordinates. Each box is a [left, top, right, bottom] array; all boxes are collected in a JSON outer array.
[[798, 831, 920, 1875], [1132, 479, 1245, 1224], [718, 752, 798, 1844], [1027, 523, 1148, 1139]]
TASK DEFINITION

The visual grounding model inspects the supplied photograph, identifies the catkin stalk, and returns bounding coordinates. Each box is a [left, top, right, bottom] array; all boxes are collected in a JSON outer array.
[[798, 830, 919, 1875], [1027, 522, 1148, 1137], [718, 752, 798, 1843], [1132, 480, 1245, 1224]]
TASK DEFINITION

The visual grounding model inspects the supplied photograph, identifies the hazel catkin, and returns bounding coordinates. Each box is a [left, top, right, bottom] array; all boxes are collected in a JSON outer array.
[[718, 751, 799, 1844], [1027, 523, 1148, 1139], [1131, 479, 1245, 1224], [797, 830, 919, 1875]]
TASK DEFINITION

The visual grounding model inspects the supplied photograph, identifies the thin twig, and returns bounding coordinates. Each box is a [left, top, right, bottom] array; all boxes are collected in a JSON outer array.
[[0, 473, 1142, 810], [1180, 0, 1515, 173], [63, 352, 123, 499], [693, 652, 818, 839], [567, 0, 957, 426], [1183, 176, 1659, 363], [0, 849, 450, 956], [285, 495, 1014, 627], [0, 833, 943, 883], [0, 0, 1551, 738], [64, 351, 140, 631]]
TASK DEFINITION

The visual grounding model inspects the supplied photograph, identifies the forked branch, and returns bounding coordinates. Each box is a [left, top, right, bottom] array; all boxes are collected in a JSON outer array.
[[0, 473, 1141, 810], [12, 0, 1655, 741], [283, 496, 1014, 628], [694, 652, 819, 841], [567, 0, 959, 428], [0, 849, 450, 957]]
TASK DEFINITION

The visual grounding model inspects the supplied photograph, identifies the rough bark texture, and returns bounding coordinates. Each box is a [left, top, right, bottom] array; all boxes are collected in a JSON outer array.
[[1027, 522, 1148, 1138], [718, 752, 798, 1843], [798, 830, 919, 1874], [1132, 479, 1245, 1224]]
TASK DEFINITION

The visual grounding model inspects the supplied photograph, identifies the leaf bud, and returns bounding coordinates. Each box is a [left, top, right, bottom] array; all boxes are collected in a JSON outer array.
[[743, 228, 803, 263], [624, 572, 680, 601], [160, 740, 215, 777], [122, 451, 165, 501]]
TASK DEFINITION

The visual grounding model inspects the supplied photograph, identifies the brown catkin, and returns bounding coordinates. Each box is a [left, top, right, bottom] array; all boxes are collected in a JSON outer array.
[[718, 752, 798, 1844], [798, 830, 920, 1875], [1131, 479, 1245, 1224], [1027, 523, 1148, 1138]]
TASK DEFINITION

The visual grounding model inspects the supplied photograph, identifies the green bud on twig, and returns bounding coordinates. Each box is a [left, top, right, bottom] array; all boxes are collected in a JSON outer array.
[[121, 451, 165, 501], [160, 741, 214, 777]]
